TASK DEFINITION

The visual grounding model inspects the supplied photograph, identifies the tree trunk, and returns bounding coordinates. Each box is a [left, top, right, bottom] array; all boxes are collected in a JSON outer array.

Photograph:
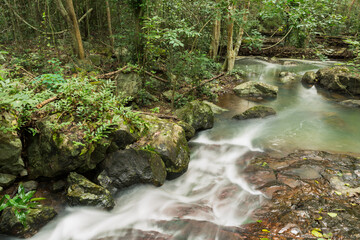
[[210, 16, 221, 59], [55, 0, 85, 59], [105, 0, 114, 50]]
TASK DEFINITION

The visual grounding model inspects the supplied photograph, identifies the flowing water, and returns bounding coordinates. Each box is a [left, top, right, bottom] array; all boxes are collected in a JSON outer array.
[[7, 58, 360, 240]]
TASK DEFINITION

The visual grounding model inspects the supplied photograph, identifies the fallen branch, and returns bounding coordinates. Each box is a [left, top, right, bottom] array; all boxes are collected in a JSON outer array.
[[262, 26, 294, 50], [134, 111, 179, 120], [96, 66, 128, 79], [19, 67, 37, 81], [142, 69, 168, 83], [183, 72, 225, 94], [36, 96, 58, 109]]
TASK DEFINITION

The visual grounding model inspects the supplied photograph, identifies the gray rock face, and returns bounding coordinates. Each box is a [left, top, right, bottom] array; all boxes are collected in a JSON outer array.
[[233, 81, 278, 98], [67, 172, 115, 209], [139, 115, 190, 178], [0, 206, 57, 238], [115, 72, 143, 99], [0, 111, 25, 178], [97, 149, 167, 193], [316, 66, 360, 95], [176, 100, 214, 131], [0, 173, 16, 188], [302, 71, 317, 85], [233, 106, 276, 120]]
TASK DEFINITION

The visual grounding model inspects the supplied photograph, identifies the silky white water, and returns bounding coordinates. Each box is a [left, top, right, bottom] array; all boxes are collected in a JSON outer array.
[[5, 58, 360, 240]]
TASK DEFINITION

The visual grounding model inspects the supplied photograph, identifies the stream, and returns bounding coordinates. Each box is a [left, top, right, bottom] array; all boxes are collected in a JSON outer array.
[[8, 58, 360, 240]]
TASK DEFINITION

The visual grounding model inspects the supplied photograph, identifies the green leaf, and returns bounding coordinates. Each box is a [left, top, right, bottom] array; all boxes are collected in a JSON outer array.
[[312, 229, 323, 238], [327, 212, 338, 218], [30, 197, 46, 202]]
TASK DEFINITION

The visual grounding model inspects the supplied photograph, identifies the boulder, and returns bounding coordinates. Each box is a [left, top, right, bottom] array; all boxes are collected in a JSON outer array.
[[0, 111, 26, 176], [233, 81, 278, 99], [233, 105, 276, 120], [316, 66, 360, 95], [138, 115, 190, 178], [0, 206, 57, 238], [301, 71, 317, 85], [22, 181, 38, 193], [0, 173, 16, 188], [339, 99, 360, 108], [177, 121, 196, 141], [27, 115, 136, 178], [203, 101, 228, 114], [175, 100, 214, 131], [67, 172, 115, 209], [89, 54, 102, 66], [162, 90, 175, 101], [97, 149, 166, 193], [115, 72, 143, 99], [279, 72, 299, 84]]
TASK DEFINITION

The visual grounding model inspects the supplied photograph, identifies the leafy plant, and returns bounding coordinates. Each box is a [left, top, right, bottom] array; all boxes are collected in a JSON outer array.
[[0, 184, 45, 227]]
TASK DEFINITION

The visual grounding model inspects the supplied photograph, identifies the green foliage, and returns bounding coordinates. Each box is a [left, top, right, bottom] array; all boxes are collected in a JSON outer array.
[[344, 38, 360, 71], [0, 184, 45, 227]]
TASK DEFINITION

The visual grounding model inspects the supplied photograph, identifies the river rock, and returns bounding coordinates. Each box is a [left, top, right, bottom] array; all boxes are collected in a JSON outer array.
[[67, 172, 115, 209], [0, 206, 57, 238], [232, 106, 276, 120], [115, 72, 143, 99], [339, 99, 360, 108], [177, 121, 196, 140], [138, 115, 190, 178], [203, 100, 228, 114], [279, 72, 299, 84], [0, 111, 25, 176], [242, 150, 360, 239], [97, 149, 166, 193], [22, 180, 38, 192], [301, 71, 317, 85], [27, 115, 136, 178], [233, 81, 278, 99], [175, 100, 214, 131], [315, 66, 360, 95]]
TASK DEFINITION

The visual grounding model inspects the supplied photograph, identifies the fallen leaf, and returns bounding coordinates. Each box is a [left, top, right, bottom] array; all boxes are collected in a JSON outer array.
[[327, 212, 338, 218]]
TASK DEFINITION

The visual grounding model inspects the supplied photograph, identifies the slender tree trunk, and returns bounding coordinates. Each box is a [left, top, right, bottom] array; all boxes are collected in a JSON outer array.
[[55, 0, 85, 59], [210, 14, 221, 59], [105, 0, 114, 50], [223, 1, 250, 72]]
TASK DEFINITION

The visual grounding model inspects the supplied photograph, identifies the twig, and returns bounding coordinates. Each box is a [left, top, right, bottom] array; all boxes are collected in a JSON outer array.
[[142, 69, 168, 83], [19, 67, 37, 81], [36, 96, 58, 109], [262, 26, 294, 50], [96, 66, 128, 79]]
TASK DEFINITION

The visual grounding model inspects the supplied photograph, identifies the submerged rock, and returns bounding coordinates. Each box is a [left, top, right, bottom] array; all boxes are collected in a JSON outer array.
[[0, 111, 26, 177], [0, 206, 57, 238], [97, 149, 166, 193], [232, 105, 276, 120], [242, 150, 360, 239], [138, 116, 189, 178], [67, 172, 115, 209], [339, 99, 360, 108], [175, 100, 214, 131], [316, 66, 360, 95], [233, 81, 278, 99]]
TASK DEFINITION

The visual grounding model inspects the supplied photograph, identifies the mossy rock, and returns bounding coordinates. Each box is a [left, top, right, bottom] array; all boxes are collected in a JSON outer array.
[[0, 206, 57, 238], [233, 81, 278, 98], [138, 115, 190, 178], [115, 72, 143, 99], [175, 100, 214, 131], [233, 105, 276, 120], [97, 149, 166, 193], [0, 111, 25, 176], [302, 71, 317, 85], [67, 172, 115, 209]]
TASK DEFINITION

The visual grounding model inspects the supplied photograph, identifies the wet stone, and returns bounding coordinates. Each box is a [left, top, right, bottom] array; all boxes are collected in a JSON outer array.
[[283, 165, 322, 180]]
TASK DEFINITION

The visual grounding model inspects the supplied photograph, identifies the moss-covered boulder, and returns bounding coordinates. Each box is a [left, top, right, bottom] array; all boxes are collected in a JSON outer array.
[[138, 115, 190, 178], [279, 72, 300, 84], [315, 66, 360, 95], [27, 115, 137, 178], [301, 71, 317, 85], [340, 99, 360, 108], [177, 121, 196, 141], [0, 173, 16, 188], [0, 206, 57, 238], [233, 81, 278, 98], [175, 100, 214, 131], [0, 111, 26, 177], [97, 149, 166, 193], [66, 172, 115, 209], [232, 105, 276, 120], [115, 72, 143, 99], [203, 101, 228, 114]]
